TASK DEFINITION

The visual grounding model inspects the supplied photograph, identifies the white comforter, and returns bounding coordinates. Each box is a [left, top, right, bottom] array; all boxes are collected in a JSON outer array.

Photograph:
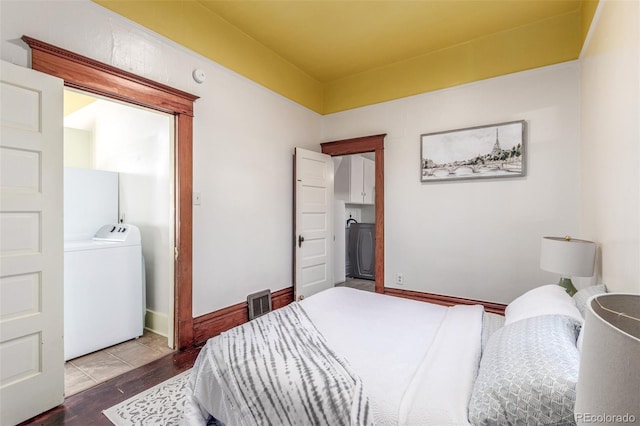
[[183, 287, 484, 425]]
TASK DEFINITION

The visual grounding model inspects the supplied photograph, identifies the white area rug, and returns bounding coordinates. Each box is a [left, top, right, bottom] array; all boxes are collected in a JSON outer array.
[[103, 369, 191, 426]]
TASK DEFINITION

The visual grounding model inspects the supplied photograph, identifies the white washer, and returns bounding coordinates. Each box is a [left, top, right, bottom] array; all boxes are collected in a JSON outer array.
[[64, 224, 143, 361]]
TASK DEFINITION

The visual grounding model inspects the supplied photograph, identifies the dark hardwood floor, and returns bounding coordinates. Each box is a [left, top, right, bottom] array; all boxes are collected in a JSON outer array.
[[21, 346, 202, 426]]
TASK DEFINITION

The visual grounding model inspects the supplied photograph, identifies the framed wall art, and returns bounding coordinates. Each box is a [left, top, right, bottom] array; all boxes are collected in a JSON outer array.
[[420, 120, 526, 182]]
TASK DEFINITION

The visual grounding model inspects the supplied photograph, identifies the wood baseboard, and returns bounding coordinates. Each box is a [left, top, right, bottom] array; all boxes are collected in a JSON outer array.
[[384, 287, 506, 315], [192, 287, 294, 345], [193, 286, 503, 346]]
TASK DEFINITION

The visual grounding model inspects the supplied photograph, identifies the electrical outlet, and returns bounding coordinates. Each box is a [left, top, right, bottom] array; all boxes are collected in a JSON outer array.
[[395, 273, 404, 285]]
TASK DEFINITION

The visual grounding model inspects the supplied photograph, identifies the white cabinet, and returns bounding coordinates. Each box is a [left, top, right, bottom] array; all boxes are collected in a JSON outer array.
[[335, 154, 375, 205], [361, 156, 375, 204]]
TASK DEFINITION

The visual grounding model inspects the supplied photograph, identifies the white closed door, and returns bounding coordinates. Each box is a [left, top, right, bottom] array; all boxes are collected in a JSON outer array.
[[294, 148, 334, 301], [0, 60, 64, 425]]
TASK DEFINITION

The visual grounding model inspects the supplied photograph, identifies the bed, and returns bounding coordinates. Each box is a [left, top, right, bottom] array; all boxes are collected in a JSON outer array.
[[183, 284, 600, 425]]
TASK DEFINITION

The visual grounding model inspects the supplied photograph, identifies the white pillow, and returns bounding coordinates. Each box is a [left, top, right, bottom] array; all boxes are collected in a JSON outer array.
[[505, 284, 583, 326], [574, 287, 608, 352], [573, 284, 607, 317]]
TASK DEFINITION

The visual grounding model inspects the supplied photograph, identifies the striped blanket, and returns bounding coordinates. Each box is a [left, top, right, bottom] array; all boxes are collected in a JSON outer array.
[[188, 302, 372, 426]]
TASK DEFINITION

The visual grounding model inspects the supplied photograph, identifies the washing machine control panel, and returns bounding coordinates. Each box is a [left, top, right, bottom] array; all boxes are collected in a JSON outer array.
[[93, 224, 131, 242]]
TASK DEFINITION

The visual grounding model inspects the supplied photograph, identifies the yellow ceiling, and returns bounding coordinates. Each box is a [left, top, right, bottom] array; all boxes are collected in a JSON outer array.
[[93, 0, 598, 114]]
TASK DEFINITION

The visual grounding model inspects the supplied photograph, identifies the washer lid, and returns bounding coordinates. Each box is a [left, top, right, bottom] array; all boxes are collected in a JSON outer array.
[[93, 224, 141, 244], [64, 239, 125, 252]]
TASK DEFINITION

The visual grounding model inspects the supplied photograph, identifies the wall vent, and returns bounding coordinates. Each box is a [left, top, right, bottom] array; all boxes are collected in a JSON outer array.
[[247, 289, 272, 320]]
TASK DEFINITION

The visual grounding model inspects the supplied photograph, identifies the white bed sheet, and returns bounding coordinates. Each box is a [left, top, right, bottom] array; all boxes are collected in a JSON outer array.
[[301, 287, 483, 425], [183, 287, 484, 425]]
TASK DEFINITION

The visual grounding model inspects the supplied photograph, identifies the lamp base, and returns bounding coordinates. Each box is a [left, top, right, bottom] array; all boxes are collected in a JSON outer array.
[[558, 277, 577, 296]]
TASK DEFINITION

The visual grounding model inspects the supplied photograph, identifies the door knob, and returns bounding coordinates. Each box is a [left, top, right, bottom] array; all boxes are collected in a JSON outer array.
[[298, 235, 304, 248]]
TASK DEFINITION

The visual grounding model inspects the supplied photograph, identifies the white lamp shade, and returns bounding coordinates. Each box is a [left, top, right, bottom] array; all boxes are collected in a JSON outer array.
[[540, 236, 596, 277], [575, 293, 640, 425]]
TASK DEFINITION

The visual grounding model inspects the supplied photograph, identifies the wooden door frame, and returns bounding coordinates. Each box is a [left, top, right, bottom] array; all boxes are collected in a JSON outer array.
[[321, 134, 386, 293], [22, 36, 198, 350]]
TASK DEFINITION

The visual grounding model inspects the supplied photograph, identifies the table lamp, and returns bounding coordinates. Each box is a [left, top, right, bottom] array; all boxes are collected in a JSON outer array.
[[575, 293, 640, 425], [540, 236, 596, 296]]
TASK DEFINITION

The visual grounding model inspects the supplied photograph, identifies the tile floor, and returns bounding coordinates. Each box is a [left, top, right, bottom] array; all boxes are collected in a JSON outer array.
[[64, 330, 173, 396], [335, 277, 375, 292]]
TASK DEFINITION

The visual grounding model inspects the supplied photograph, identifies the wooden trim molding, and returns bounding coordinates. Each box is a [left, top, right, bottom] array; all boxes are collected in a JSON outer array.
[[321, 134, 386, 294], [320, 134, 385, 156], [23, 36, 199, 350], [175, 114, 194, 349], [193, 287, 294, 345], [384, 287, 506, 315], [22, 36, 197, 116]]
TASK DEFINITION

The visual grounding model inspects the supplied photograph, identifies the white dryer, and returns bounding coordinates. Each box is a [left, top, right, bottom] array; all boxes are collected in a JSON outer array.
[[64, 224, 144, 361]]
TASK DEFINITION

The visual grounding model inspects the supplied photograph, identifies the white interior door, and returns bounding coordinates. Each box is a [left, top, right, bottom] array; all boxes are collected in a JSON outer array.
[[294, 148, 334, 301], [0, 60, 64, 425]]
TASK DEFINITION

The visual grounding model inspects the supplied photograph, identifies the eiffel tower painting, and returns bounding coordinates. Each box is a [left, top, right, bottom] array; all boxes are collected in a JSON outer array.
[[420, 120, 526, 182], [490, 129, 502, 157]]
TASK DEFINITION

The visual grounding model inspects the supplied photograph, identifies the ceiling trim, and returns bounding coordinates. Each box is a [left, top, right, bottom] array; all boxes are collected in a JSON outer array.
[[93, 0, 324, 112], [92, 1, 597, 115], [324, 11, 582, 113]]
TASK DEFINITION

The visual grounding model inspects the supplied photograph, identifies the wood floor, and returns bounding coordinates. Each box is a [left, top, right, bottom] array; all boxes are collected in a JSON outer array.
[[20, 346, 201, 426]]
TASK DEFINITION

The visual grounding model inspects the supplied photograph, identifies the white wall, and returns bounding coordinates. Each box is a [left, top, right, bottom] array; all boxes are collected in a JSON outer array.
[[63, 127, 93, 168], [94, 101, 173, 321], [323, 62, 583, 304], [0, 0, 322, 318], [580, 0, 640, 293]]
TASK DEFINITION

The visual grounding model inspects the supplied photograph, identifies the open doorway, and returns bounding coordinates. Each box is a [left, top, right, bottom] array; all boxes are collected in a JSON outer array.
[[62, 89, 175, 395], [24, 35, 198, 353], [321, 134, 386, 293], [332, 153, 376, 293]]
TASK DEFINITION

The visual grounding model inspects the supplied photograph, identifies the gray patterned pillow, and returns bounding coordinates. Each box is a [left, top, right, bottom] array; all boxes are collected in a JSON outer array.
[[573, 284, 607, 317], [468, 315, 580, 426]]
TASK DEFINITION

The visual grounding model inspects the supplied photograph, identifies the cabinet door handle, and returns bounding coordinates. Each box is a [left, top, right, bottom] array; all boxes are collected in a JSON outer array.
[[298, 235, 305, 248]]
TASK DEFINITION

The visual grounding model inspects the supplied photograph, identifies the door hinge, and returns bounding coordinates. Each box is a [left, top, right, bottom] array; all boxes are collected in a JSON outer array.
[[174, 246, 179, 261]]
